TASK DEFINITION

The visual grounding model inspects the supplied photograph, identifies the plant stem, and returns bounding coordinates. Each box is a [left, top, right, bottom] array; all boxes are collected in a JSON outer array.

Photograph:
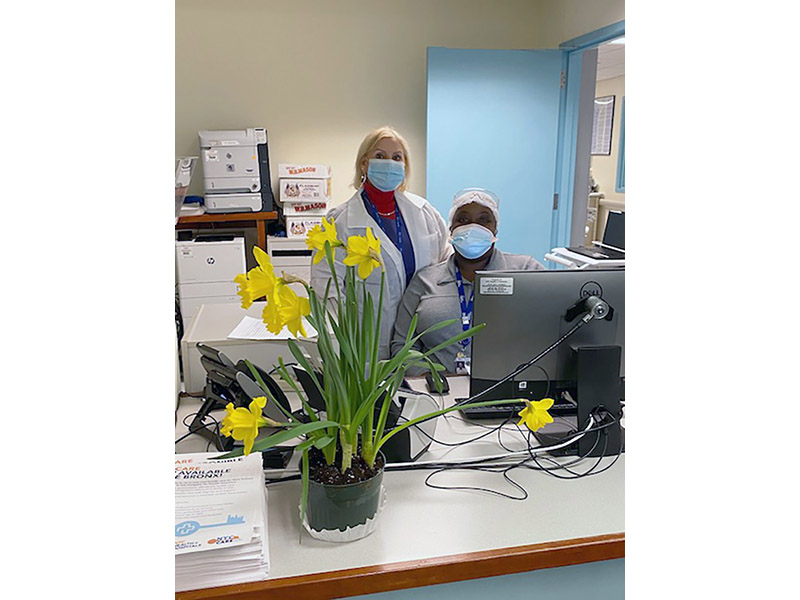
[[362, 436, 374, 467], [340, 431, 354, 472]]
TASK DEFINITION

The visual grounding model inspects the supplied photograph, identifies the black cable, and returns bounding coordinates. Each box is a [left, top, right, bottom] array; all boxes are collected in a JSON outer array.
[[528, 433, 607, 479], [525, 410, 623, 479], [262, 428, 619, 487], [174, 411, 228, 451], [496, 416, 518, 452], [423, 463, 529, 500], [393, 411, 518, 448], [175, 412, 219, 445], [509, 363, 552, 401], [453, 315, 591, 409], [420, 413, 618, 496], [261, 410, 623, 491], [206, 419, 223, 452]]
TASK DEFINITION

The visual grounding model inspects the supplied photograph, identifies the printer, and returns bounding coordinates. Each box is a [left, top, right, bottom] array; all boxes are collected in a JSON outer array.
[[175, 234, 246, 332], [198, 128, 275, 213]]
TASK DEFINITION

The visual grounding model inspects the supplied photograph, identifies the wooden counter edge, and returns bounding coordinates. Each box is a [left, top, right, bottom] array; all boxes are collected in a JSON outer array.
[[176, 532, 624, 600]]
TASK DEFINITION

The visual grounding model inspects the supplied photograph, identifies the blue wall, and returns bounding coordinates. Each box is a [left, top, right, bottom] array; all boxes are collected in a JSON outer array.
[[426, 47, 563, 263], [352, 558, 624, 600]]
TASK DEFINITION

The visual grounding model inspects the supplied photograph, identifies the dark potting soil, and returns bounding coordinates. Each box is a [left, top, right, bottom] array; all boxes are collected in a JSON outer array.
[[307, 446, 385, 486]]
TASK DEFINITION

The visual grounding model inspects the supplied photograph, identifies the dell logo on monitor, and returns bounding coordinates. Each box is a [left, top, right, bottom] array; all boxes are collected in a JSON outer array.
[[579, 281, 603, 298]]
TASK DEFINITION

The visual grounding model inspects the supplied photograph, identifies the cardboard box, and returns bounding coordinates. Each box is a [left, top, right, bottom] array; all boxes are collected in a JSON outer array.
[[279, 178, 331, 203], [286, 215, 323, 238], [282, 201, 328, 216], [278, 163, 331, 179]]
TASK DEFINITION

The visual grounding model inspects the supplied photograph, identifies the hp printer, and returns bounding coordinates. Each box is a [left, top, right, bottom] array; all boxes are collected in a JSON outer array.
[[198, 128, 275, 213]]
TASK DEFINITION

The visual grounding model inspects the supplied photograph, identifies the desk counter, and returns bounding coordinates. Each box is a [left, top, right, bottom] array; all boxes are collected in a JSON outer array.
[[175, 377, 624, 599]]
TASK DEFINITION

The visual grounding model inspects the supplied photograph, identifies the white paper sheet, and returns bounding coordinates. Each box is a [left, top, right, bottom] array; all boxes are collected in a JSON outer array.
[[227, 315, 318, 340]]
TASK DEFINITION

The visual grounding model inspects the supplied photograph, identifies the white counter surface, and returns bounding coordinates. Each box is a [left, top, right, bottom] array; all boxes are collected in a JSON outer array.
[[175, 376, 624, 587]]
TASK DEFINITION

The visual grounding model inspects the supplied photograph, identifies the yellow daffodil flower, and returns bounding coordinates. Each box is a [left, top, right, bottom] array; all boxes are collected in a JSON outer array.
[[306, 217, 342, 264], [220, 396, 269, 455], [262, 281, 286, 335], [343, 227, 383, 279], [277, 284, 311, 338], [234, 247, 277, 309], [517, 398, 555, 432]]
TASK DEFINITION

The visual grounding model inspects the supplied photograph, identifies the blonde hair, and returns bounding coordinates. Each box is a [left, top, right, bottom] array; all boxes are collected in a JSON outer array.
[[352, 126, 411, 191]]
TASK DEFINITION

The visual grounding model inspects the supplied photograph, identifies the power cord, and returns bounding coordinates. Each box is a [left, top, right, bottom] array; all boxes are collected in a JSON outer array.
[[175, 412, 221, 445]]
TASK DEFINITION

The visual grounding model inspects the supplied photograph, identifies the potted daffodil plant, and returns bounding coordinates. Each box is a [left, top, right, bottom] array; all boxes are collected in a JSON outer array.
[[218, 218, 554, 540]]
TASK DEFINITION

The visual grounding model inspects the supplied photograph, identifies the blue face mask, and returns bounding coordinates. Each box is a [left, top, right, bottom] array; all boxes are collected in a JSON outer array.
[[367, 159, 405, 192], [450, 224, 496, 259]]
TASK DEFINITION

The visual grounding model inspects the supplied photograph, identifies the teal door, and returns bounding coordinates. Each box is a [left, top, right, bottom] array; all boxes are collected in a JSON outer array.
[[426, 47, 565, 262]]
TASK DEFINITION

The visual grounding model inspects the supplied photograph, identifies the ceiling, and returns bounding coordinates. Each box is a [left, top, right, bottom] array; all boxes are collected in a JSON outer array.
[[596, 40, 625, 81]]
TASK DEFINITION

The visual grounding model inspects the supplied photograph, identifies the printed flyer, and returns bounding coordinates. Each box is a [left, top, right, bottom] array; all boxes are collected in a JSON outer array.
[[175, 452, 264, 555]]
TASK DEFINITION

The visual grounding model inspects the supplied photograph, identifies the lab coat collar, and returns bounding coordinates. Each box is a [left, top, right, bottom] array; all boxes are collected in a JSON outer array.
[[437, 247, 503, 286], [345, 187, 425, 228]]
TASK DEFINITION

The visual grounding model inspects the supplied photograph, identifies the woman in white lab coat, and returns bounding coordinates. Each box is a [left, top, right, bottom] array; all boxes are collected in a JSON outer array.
[[310, 126, 450, 360]]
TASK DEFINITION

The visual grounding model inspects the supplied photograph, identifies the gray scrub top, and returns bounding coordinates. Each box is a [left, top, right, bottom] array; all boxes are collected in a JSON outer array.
[[391, 248, 544, 375]]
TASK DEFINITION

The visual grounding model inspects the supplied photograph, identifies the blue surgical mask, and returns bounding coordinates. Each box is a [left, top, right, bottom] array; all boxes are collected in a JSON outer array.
[[367, 159, 405, 192], [450, 224, 496, 259]]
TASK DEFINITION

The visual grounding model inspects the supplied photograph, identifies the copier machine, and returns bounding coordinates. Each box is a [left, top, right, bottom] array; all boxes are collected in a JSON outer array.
[[198, 128, 275, 213]]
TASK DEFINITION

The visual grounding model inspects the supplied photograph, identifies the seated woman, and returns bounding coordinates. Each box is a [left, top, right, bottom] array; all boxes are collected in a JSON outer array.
[[391, 188, 544, 376]]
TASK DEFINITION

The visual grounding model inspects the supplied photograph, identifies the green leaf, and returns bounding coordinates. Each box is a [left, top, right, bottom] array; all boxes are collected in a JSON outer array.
[[375, 397, 527, 450], [374, 317, 460, 383], [422, 322, 486, 358], [286, 340, 326, 398], [300, 447, 310, 523], [245, 360, 294, 421], [213, 420, 340, 458], [275, 357, 324, 425], [312, 435, 335, 449]]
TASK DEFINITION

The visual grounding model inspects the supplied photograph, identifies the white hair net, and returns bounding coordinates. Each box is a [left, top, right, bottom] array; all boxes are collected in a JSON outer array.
[[448, 188, 500, 228]]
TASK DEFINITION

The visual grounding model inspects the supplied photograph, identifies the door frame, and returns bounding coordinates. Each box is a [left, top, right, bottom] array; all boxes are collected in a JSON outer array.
[[551, 20, 625, 250]]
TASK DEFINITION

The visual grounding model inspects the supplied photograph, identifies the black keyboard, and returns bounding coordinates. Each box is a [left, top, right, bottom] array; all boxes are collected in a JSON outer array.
[[458, 399, 576, 420], [568, 245, 625, 260]]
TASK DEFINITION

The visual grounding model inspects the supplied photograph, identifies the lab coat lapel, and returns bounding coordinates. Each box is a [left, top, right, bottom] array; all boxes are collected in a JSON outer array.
[[395, 190, 429, 273]]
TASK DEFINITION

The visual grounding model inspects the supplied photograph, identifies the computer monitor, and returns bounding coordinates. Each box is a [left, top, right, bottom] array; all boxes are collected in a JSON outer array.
[[469, 268, 624, 454]]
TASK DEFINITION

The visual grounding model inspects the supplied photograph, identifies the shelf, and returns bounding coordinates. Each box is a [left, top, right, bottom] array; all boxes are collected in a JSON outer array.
[[176, 211, 279, 249]]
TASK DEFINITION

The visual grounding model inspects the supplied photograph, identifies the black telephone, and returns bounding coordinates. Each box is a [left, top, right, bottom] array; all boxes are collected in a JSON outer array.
[[190, 344, 292, 451]]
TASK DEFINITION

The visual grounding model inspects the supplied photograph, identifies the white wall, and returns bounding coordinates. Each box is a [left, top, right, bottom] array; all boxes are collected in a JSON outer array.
[[176, 0, 624, 205]]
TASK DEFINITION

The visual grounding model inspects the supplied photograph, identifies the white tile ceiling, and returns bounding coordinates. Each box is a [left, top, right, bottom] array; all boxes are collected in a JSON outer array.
[[597, 40, 625, 81]]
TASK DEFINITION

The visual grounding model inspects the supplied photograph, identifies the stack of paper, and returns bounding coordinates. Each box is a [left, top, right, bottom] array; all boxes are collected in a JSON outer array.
[[175, 452, 269, 592]]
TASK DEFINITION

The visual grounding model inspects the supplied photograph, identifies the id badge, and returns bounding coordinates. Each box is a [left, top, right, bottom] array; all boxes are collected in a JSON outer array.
[[455, 351, 471, 376]]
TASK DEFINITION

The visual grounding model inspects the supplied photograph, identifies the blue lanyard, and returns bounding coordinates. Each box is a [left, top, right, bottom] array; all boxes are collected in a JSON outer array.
[[361, 191, 404, 258], [454, 266, 474, 349]]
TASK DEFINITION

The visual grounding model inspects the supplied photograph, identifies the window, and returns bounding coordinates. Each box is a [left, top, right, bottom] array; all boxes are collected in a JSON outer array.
[[591, 95, 615, 155]]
